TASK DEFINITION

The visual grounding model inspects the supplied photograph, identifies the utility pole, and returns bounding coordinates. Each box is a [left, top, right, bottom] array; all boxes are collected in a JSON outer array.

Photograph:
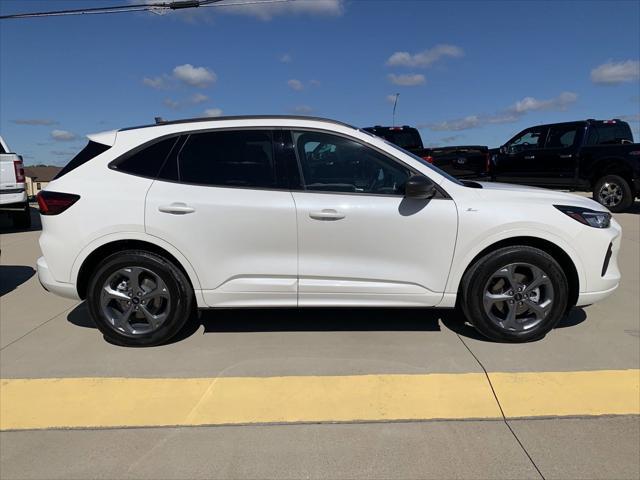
[[392, 93, 399, 126]]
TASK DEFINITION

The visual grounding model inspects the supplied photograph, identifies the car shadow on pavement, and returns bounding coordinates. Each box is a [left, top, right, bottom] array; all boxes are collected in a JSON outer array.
[[67, 301, 587, 346], [0, 265, 36, 296], [0, 206, 42, 233]]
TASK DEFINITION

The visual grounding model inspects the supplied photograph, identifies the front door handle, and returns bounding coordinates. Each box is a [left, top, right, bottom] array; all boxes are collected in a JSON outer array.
[[309, 209, 345, 221], [158, 202, 195, 215], [524, 155, 535, 160], [559, 154, 573, 159]]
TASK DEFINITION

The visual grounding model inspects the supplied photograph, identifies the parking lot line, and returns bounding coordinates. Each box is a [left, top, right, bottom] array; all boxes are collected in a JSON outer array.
[[1, 370, 638, 431]]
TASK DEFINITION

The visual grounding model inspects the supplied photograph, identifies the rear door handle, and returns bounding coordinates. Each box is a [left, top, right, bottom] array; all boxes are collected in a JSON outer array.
[[524, 155, 535, 160], [309, 209, 345, 221], [158, 202, 195, 215]]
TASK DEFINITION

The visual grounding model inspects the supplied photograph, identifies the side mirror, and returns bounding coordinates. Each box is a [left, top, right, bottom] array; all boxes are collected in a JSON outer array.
[[404, 175, 436, 200]]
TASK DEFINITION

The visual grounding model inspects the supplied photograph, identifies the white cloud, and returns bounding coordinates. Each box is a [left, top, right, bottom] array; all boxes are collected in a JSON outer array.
[[388, 73, 426, 86], [142, 76, 167, 89], [143, 64, 217, 90], [591, 60, 640, 85], [223, 0, 343, 21], [619, 114, 640, 122], [280, 53, 292, 63], [190, 93, 209, 104], [287, 79, 304, 91], [50, 129, 77, 141], [510, 92, 577, 113], [203, 108, 223, 117], [386, 44, 464, 68], [386, 94, 399, 103], [173, 64, 217, 88], [425, 116, 481, 132], [309, 79, 321, 87], [163, 98, 180, 109], [293, 105, 313, 114], [12, 119, 58, 126], [421, 91, 579, 132]]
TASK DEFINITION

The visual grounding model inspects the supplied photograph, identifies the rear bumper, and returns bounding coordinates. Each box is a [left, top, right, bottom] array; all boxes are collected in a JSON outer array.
[[37, 256, 80, 300], [0, 191, 27, 209]]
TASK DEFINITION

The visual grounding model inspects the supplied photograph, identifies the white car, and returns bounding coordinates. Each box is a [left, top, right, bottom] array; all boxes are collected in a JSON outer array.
[[36, 116, 621, 346]]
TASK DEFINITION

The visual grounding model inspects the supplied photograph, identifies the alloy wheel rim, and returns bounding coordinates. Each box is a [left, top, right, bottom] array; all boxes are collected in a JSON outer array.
[[483, 263, 554, 332], [100, 266, 171, 336], [598, 182, 623, 207]]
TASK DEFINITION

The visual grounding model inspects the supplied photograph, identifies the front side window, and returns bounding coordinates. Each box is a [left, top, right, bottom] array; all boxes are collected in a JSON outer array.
[[545, 125, 579, 149], [293, 131, 410, 195], [178, 130, 277, 188], [507, 128, 547, 153]]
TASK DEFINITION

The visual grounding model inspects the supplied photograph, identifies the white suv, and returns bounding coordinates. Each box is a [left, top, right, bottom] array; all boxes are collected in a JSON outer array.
[[36, 116, 621, 346]]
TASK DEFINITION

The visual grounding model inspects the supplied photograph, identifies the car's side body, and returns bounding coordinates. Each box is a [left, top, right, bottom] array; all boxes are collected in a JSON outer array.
[[37, 117, 621, 316]]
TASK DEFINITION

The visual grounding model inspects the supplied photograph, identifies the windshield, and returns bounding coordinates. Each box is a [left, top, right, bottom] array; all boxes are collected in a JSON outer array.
[[360, 130, 465, 186]]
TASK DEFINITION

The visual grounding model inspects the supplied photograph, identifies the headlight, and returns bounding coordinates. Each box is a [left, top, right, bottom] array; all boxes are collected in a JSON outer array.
[[554, 205, 611, 228]]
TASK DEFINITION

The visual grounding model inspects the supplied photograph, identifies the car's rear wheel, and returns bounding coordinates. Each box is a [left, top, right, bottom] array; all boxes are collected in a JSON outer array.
[[593, 174, 633, 213], [460, 246, 568, 342], [86, 250, 193, 347]]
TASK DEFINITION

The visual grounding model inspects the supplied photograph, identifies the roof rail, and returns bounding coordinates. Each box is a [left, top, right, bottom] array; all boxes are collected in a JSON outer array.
[[120, 115, 356, 132]]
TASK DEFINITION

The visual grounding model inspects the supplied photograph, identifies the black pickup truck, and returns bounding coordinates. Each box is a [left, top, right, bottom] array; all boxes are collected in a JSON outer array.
[[363, 125, 488, 179], [489, 119, 640, 212]]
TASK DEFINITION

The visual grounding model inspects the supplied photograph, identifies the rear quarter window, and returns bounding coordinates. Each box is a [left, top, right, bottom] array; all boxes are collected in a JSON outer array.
[[55, 141, 111, 179], [112, 136, 179, 178]]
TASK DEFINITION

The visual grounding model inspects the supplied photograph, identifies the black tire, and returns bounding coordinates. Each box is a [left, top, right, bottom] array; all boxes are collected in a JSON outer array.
[[86, 250, 193, 347], [12, 203, 31, 229], [460, 246, 568, 342], [593, 174, 633, 213]]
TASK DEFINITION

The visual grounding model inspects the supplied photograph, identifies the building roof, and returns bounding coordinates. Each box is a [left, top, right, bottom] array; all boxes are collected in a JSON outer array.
[[24, 166, 61, 182]]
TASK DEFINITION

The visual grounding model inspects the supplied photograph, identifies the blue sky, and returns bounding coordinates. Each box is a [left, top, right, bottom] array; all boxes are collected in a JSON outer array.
[[1, 0, 639, 166]]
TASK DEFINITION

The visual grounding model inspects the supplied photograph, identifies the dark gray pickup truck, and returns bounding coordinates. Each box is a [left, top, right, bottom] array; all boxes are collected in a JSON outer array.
[[489, 119, 640, 212]]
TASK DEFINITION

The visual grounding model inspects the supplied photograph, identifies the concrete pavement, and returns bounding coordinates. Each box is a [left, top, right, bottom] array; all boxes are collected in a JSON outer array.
[[0, 204, 639, 479]]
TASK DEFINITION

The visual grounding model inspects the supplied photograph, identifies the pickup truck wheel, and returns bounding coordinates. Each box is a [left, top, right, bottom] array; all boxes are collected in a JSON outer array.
[[12, 203, 31, 229], [593, 175, 633, 213], [460, 246, 568, 342]]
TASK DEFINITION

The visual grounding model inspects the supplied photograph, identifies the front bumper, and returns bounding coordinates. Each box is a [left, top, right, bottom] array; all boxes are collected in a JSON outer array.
[[574, 220, 622, 306], [37, 256, 80, 300]]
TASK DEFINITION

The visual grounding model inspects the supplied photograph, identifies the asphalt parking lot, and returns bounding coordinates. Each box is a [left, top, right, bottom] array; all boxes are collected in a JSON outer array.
[[1, 200, 639, 480]]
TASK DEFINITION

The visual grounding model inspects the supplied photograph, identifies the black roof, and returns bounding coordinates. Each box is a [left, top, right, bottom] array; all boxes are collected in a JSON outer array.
[[120, 115, 356, 132]]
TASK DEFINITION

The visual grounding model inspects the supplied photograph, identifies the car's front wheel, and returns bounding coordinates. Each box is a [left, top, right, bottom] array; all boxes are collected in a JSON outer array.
[[86, 250, 193, 347], [460, 246, 568, 342]]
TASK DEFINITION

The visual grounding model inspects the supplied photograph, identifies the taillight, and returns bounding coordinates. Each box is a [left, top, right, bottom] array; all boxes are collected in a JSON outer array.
[[36, 191, 80, 215], [13, 159, 25, 183], [422, 155, 433, 163]]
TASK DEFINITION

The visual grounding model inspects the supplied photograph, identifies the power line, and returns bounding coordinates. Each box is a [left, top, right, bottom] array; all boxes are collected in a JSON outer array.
[[0, 0, 292, 20]]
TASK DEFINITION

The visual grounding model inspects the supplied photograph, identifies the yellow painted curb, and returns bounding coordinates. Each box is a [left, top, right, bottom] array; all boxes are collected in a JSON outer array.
[[1, 370, 638, 431], [489, 369, 640, 418], [0, 373, 500, 431]]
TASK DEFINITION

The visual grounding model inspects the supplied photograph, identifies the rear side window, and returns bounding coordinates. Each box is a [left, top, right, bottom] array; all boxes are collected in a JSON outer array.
[[55, 141, 111, 179], [178, 130, 278, 188], [545, 125, 579, 149], [114, 136, 179, 178]]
